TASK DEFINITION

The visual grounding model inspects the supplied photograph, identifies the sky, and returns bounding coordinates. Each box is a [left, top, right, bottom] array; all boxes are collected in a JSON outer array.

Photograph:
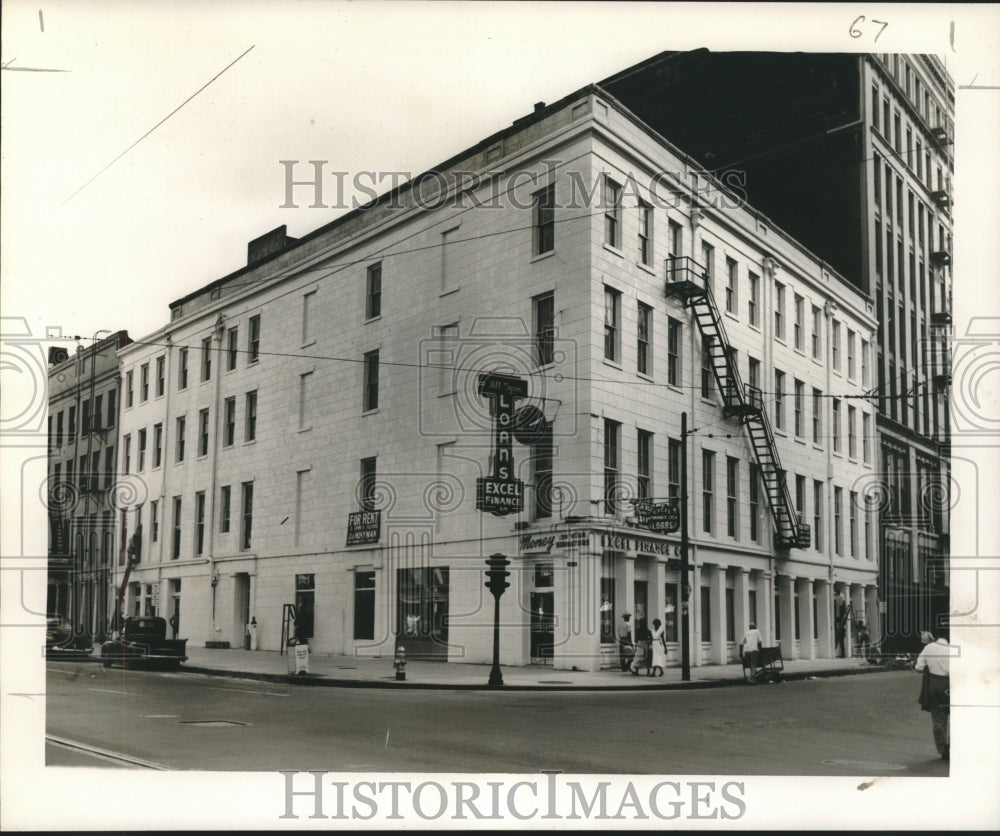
[[2, 1, 1000, 831]]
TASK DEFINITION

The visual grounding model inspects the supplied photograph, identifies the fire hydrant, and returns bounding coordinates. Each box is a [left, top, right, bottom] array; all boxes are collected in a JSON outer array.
[[393, 645, 407, 681]]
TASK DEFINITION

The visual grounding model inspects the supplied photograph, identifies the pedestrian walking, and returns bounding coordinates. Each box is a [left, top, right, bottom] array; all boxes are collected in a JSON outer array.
[[740, 622, 763, 676], [856, 622, 871, 660], [630, 619, 653, 675], [914, 629, 951, 760], [617, 612, 633, 671], [649, 618, 667, 677], [169, 611, 179, 640]]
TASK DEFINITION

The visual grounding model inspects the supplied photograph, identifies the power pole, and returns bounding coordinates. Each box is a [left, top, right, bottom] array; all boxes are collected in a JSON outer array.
[[680, 411, 691, 682]]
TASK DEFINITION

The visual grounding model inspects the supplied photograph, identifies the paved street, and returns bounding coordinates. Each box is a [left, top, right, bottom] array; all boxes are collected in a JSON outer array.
[[46, 663, 947, 775]]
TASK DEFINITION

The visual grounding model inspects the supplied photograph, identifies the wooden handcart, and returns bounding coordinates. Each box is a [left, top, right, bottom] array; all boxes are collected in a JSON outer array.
[[741, 643, 783, 684]]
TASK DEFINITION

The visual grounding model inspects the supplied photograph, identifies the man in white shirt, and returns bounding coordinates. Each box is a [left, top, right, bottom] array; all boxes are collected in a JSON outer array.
[[741, 622, 764, 675], [914, 630, 952, 760]]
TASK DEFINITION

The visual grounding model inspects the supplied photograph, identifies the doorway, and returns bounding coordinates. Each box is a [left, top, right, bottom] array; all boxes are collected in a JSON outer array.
[[530, 592, 554, 663], [234, 573, 250, 647]]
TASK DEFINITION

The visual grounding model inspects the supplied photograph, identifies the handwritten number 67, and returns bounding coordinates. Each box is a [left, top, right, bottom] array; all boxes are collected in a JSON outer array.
[[850, 16, 888, 42]]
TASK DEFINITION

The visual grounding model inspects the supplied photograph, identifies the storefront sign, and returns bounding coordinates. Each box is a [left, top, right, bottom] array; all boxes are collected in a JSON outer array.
[[630, 498, 680, 533], [346, 510, 381, 546], [600, 531, 674, 556], [151, 581, 160, 608], [476, 373, 527, 517], [519, 529, 590, 554]]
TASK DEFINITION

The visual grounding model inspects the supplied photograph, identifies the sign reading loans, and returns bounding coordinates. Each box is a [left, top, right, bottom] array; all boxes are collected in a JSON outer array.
[[476, 373, 527, 517], [631, 498, 681, 534], [346, 510, 381, 546]]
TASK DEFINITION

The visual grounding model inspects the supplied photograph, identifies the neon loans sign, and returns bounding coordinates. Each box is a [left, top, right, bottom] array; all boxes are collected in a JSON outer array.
[[475, 373, 527, 516]]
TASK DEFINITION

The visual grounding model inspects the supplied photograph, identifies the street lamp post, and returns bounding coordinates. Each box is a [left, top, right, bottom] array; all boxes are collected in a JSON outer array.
[[485, 553, 511, 688]]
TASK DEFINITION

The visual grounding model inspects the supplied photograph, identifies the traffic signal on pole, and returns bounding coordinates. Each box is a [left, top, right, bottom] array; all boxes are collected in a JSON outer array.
[[485, 554, 511, 593]]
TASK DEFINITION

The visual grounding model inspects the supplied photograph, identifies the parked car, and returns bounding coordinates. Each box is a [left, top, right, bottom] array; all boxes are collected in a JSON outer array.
[[45, 617, 93, 659], [101, 616, 187, 670]]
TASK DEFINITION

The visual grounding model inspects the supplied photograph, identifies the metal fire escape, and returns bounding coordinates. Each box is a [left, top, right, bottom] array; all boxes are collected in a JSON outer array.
[[665, 256, 810, 550]]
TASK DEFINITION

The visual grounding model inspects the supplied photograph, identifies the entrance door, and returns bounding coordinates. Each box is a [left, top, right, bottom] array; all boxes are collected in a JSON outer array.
[[233, 573, 250, 647], [530, 591, 554, 663], [396, 567, 449, 660]]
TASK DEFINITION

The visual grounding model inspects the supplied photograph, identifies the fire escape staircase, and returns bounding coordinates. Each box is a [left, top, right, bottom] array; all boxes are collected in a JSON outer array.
[[665, 257, 810, 550]]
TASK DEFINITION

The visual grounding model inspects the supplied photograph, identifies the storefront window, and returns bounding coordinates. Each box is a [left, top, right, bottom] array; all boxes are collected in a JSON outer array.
[[700, 586, 711, 642], [396, 567, 449, 657], [295, 573, 315, 641], [664, 583, 678, 642], [600, 577, 615, 644]]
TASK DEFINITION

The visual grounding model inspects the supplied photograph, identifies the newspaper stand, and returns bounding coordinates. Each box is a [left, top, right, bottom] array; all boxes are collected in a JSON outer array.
[[741, 643, 783, 684]]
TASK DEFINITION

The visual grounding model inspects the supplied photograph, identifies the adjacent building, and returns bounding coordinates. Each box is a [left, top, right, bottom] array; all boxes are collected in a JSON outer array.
[[601, 50, 954, 651], [47, 331, 131, 641], [111, 79, 877, 669]]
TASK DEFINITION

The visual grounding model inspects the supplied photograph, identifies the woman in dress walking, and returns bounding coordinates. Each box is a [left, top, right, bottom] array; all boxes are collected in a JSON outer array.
[[649, 618, 667, 677]]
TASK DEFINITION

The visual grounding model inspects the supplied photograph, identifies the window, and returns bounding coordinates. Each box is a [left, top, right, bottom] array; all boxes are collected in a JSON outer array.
[[700, 586, 712, 642], [812, 389, 822, 445], [698, 240, 713, 285], [171, 496, 182, 560], [604, 287, 620, 362], [668, 438, 681, 500], [354, 571, 377, 641], [847, 330, 856, 378], [637, 429, 653, 500], [774, 282, 785, 339], [178, 347, 188, 389], [82, 399, 91, 435], [872, 84, 880, 129], [725, 257, 737, 314], [794, 294, 804, 350], [638, 202, 653, 266], [749, 463, 760, 543], [153, 423, 163, 468], [667, 317, 681, 386], [137, 428, 147, 472], [141, 363, 149, 401], [748, 272, 760, 326], [126, 371, 134, 407], [748, 356, 760, 390], [245, 391, 257, 441], [248, 315, 260, 364], [151, 499, 159, 543], [702, 449, 715, 533], [603, 419, 621, 514], [863, 413, 872, 463], [832, 399, 841, 453], [299, 371, 312, 429], [811, 305, 821, 360], [533, 183, 555, 255], [360, 457, 377, 512], [363, 350, 380, 411], [156, 356, 165, 397], [224, 397, 236, 446], [848, 406, 857, 458], [603, 176, 621, 248], [834, 487, 843, 555], [176, 416, 186, 462], [726, 457, 739, 539], [873, 154, 881, 207], [200, 337, 212, 382], [104, 446, 114, 488], [56, 411, 64, 446], [198, 408, 210, 457], [850, 491, 859, 557], [832, 320, 841, 370], [861, 339, 870, 387], [220, 485, 231, 533], [302, 290, 316, 342], [794, 380, 804, 437], [701, 338, 714, 400], [533, 424, 553, 520], [813, 481, 823, 552], [668, 220, 682, 264], [195, 491, 206, 556], [241, 481, 254, 550], [366, 263, 382, 319], [637, 302, 651, 376], [534, 291, 555, 366], [774, 370, 785, 430], [227, 327, 238, 371]]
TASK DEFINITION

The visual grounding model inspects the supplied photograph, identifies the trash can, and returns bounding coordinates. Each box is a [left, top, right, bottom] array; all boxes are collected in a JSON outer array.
[[287, 639, 309, 675]]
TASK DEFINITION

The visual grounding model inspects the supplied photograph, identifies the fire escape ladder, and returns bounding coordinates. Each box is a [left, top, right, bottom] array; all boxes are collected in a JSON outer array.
[[666, 257, 808, 550]]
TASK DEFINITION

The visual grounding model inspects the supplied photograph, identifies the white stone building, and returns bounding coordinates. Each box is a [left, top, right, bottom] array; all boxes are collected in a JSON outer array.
[[113, 82, 877, 669]]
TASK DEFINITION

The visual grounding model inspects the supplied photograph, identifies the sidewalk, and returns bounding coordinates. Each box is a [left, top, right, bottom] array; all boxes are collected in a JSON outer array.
[[178, 645, 887, 691]]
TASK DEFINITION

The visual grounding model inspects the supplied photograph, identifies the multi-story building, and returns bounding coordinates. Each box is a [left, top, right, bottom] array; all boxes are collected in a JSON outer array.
[[47, 331, 131, 642], [113, 80, 877, 669], [600, 50, 954, 652]]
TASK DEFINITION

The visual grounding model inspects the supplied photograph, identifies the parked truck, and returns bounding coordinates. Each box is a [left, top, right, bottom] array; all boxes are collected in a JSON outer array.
[[100, 616, 188, 670]]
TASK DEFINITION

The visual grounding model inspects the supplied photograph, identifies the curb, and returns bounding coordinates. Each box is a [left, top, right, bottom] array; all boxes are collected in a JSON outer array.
[[178, 662, 891, 692]]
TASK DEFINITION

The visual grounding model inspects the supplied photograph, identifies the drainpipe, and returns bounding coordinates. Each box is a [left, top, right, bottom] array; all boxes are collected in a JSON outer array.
[[206, 315, 226, 639]]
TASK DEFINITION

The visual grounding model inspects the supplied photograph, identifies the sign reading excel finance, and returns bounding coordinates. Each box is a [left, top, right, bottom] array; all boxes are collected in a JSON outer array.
[[476, 373, 527, 517]]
